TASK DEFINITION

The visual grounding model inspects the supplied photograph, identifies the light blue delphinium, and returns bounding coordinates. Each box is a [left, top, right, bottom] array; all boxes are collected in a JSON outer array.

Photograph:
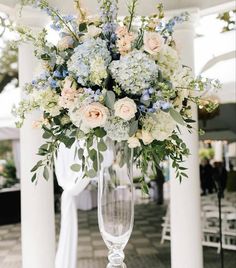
[[99, 0, 118, 36]]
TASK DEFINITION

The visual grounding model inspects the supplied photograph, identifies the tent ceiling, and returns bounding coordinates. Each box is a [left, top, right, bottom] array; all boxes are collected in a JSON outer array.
[[0, 127, 19, 140], [200, 130, 236, 143], [0, 0, 234, 15], [199, 103, 236, 142]]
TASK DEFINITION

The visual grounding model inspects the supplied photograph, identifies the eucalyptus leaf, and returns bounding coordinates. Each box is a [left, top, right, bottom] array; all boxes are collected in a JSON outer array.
[[31, 160, 43, 172], [71, 164, 81, 172], [31, 173, 37, 183], [43, 166, 49, 180], [98, 140, 107, 152], [43, 131, 52, 139], [169, 108, 186, 126], [86, 169, 97, 178], [78, 148, 84, 160], [89, 149, 97, 160], [105, 91, 116, 109], [87, 136, 93, 148], [93, 159, 98, 172], [129, 120, 138, 136], [94, 128, 106, 138]]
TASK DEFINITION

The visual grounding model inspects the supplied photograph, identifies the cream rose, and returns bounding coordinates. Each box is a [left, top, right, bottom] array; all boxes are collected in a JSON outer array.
[[128, 136, 141, 148], [81, 102, 109, 128], [57, 36, 74, 51], [141, 130, 154, 145], [63, 76, 77, 90], [151, 111, 176, 141], [87, 25, 102, 38], [114, 97, 137, 121], [143, 32, 164, 55]]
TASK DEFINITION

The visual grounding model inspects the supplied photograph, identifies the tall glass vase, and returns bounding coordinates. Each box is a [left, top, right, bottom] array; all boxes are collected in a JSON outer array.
[[98, 141, 134, 268]]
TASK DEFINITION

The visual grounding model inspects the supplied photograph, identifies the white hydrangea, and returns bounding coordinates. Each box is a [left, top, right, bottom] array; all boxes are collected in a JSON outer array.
[[171, 66, 193, 89], [89, 56, 108, 85], [109, 50, 159, 95], [33, 88, 61, 116], [171, 67, 192, 111], [142, 111, 176, 141], [156, 44, 180, 78], [104, 116, 130, 142], [56, 55, 65, 65]]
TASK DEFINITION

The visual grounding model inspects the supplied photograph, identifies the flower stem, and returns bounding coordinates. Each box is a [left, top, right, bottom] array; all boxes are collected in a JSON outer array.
[[128, 0, 138, 32], [74, 0, 87, 22]]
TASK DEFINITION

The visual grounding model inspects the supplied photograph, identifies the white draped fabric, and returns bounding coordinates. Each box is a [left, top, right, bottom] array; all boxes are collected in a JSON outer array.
[[54, 142, 90, 268]]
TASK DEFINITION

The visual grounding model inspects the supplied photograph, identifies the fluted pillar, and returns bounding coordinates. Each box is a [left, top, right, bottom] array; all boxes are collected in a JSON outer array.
[[170, 13, 204, 268], [17, 7, 56, 268]]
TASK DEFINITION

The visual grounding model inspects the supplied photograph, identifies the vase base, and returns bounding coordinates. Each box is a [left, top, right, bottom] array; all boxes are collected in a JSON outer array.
[[106, 263, 127, 268]]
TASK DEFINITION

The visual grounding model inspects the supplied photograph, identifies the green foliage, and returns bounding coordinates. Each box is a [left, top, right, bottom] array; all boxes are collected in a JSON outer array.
[[169, 108, 186, 126], [135, 132, 190, 183], [71, 163, 81, 172], [0, 31, 18, 92], [129, 120, 138, 136], [0, 160, 18, 189], [127, 0, 139, 31], [199, 148, 215, 160], [0, 140, 13, 160], [217, 10, 236, 32], [105, 91, 116, 109]]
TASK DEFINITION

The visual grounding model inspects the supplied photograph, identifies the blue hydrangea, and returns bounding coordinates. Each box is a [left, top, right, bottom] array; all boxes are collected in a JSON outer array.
[[109, 50, 159, 95], [67, 38, 111, 86]]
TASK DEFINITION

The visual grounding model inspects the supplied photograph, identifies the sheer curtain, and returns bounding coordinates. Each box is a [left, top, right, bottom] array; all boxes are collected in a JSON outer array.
[[54, 142, 90, 268]]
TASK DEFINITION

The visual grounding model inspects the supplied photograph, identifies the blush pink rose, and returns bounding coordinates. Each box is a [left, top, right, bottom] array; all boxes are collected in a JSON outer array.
[[116, 26, 129, 38], [57, 36, 74, 51], [59, 77, 78, 109], [81, 102, 109, 128], [143, 32, 164, 55]]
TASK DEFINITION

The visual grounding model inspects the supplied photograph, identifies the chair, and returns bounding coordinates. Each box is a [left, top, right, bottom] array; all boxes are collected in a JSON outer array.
[[202, 211, 220, 250], [221, 213, 236, 252], [160, 207, 171, 244]]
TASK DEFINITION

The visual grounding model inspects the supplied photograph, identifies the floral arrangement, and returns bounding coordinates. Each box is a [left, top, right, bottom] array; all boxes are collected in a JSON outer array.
[[13, 0, 220, 189]]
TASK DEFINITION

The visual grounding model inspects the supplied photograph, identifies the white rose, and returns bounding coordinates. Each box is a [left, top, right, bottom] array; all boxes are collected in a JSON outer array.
[[114, 97, 137, 121], [128, 137, 141, 148], [141, 130, 154, 145], [87, 25, 102, 37], [57, 36, 74, 51], [143, 32, 164, 55], [157, 44, 180, 77], [81, 102, 109, 129]]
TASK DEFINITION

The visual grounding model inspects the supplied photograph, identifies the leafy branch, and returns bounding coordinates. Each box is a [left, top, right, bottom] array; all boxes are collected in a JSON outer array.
[[127, 0, 138, 31]]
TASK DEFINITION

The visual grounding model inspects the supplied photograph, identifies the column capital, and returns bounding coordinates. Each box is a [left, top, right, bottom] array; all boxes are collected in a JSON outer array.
[[14, 4, 49, 28], [0, 2, 49, 28]]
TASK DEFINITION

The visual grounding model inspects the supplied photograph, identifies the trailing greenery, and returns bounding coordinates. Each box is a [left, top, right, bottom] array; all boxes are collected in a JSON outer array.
[[11, 0, 220, 186]]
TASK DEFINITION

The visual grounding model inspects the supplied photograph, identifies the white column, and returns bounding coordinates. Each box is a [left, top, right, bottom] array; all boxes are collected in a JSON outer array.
[[18, 12, 56, 268], [170, 16, 203, 268], [213, 141, 223, 162]]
